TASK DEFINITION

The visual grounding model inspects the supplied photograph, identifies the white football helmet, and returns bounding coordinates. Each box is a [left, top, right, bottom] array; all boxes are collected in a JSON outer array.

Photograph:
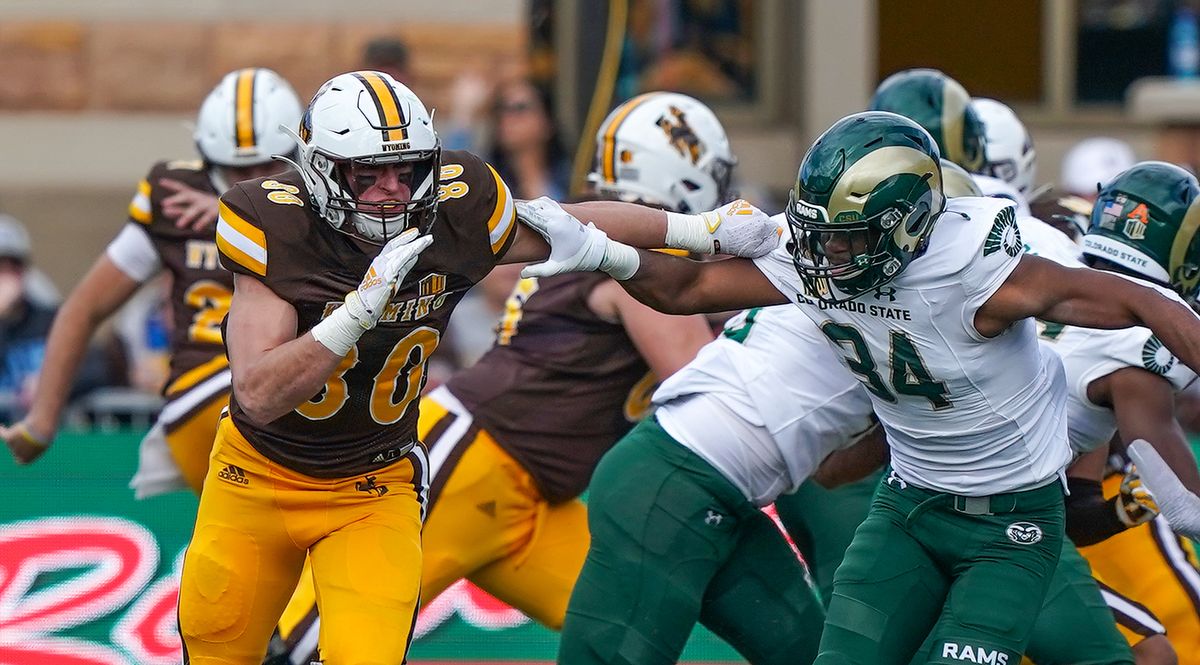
[[194, 68, 302, 169], [971, 98, 1036, 196], [285, 71, 441, 244], [588, 92, 735, 213]]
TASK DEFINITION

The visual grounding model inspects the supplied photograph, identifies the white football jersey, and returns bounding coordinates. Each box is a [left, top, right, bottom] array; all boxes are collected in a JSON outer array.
[[754, 197, 1072, 496], [653, 305, 875, 506], [1021, 214, 1198, 453]]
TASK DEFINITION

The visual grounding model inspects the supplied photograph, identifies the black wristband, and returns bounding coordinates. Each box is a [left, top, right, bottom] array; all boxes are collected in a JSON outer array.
[[1064, 476, 1127, 546]]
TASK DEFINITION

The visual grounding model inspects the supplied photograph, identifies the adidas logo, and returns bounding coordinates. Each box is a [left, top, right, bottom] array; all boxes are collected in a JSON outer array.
[[361, 267, 384, 290], [217, 464, 249, 486]]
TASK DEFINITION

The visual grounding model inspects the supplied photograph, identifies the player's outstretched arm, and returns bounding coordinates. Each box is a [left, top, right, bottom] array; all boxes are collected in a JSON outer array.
[[501, 197, 782, 264], [978, 254, 1200, 373], [1, 256, 140, 464], [1108, 367, 1200, 494]]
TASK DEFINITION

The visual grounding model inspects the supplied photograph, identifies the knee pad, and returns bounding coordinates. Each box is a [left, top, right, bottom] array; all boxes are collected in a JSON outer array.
[[180, 524, 259, 644]]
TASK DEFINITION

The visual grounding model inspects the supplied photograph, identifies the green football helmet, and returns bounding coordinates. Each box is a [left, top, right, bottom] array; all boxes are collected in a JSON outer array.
[[869, 68, 987, 173], [1082, 161, 1200, 299], [940, 159, 983, 198], [786, 111, 946, 302]]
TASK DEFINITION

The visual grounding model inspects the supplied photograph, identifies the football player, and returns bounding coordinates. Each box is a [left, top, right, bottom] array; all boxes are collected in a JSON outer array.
[[271, 91, 724, 662], [1, 68, 302, 496], [1035, 161, 1200, 661], [869, 68, 987, 173], [176, 71, 780, 664], [520, 111, 1200, 665]]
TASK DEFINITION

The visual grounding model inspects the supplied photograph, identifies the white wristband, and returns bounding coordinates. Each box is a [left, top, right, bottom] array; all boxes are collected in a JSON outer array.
[[664, 211, 716, 254], [599, 241, 641, 281], [310, 301, 368, 357]]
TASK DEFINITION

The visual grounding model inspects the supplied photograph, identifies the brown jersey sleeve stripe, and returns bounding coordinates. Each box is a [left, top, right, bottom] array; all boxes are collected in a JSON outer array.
[[216, 200, 267, 276], [128, 178, 153, 224], [485, 164, 516, 255], [600, 93, 656, 183], [234, 68, 258, 150], [165, 354, 230, 397], [354, 71, 409, 143]]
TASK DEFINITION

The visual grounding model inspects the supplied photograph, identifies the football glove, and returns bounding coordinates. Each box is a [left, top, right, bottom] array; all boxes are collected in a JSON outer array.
[[1115, 468, 1160, 528], [518, 198, 639, 280], [665, 199, 782, 257]]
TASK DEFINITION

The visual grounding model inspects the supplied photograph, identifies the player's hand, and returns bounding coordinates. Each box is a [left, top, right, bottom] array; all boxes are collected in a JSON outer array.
[[1, 420, 53, 465], [160, 178, 219, 230], [1116, 468, 1160, 527], [667, 199, 782, 257], [344, 229, 434, 329], [518, 198, 613, 278]]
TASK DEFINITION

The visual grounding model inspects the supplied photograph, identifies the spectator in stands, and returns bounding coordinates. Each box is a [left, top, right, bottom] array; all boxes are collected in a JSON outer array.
[[487, 79, 570, 200], [363, 37, 413, 85], [0, 216, 105, 419]]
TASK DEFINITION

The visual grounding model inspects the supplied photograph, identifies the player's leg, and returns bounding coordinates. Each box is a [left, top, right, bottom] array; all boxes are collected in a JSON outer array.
[[179, 417, 308, 665], [557, 418, 746, 665], [164, 392, 228, 494], [307, 446, 427, 664], [1081, 512, 1200, 661], [699, 508, 826, 665], [422, 429, 546, 605], [775, 469, 883, 604], [812, 475, 950, 665], [469, 495, 590, 630], [919, 483, 1065, 665], [1021, 543, 1134, 665]]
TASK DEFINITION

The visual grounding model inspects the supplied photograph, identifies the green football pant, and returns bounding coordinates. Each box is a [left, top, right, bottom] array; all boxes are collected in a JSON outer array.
[[558, 418, 825, 665], [909, 541, 1133, 665], [775, 470, 883, 605], [814, 470, 1065, 665]]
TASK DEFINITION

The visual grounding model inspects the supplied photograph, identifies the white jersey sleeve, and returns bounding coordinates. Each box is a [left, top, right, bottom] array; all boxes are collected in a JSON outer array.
[[106, 224, 162, 283], [957, 203, 1025, 340], [1018, 215, 1084, 267]]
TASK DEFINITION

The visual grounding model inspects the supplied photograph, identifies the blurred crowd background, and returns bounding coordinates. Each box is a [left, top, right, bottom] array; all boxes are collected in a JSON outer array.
[[0, 0, 1198, 428]]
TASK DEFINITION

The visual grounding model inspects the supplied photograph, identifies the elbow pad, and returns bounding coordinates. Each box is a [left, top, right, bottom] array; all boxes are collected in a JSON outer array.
[[1064, 477, 1126, 547]]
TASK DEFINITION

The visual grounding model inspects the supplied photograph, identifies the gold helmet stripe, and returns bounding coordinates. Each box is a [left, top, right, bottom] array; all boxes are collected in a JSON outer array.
[[355, 71, 409, 143], [599, 93, 657, 183], [940, 78, 969, 168], [1170, 196, 1200, 289], [828, 145, 943, 253], [234, 68, 258, 150]]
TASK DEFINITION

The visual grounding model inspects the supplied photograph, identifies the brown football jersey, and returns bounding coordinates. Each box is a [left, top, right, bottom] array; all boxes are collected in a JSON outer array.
[[216, 150, 516, 479], [445, 273, 652, 504], [124, 160, 234, 392]]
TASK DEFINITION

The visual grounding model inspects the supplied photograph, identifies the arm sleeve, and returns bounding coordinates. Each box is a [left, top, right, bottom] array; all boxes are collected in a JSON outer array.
[[105, 224, 162, 283], [1064, 476, 1127, 546]]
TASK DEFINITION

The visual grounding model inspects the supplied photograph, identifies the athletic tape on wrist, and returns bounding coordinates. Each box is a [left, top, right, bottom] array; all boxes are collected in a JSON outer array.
[[665, 211, 715, 254], [599, 241, 640, 281], [310, 303, 367, 357]]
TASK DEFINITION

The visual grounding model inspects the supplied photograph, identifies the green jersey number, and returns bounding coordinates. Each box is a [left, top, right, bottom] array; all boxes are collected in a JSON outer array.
[[820, 321, 952, 410]]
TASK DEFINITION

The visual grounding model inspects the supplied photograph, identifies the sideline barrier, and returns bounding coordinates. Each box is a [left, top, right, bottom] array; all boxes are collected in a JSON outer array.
[[0, 431, 742, 664]]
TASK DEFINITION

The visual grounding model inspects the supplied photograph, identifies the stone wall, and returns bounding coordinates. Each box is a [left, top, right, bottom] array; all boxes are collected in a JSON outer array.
[[0, 20, 526, 112]]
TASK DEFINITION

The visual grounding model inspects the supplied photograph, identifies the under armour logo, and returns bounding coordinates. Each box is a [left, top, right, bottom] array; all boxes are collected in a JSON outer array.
[[872, 287, 897, 302], [704, 510, 724, 526], [885, 470, 908, 489]]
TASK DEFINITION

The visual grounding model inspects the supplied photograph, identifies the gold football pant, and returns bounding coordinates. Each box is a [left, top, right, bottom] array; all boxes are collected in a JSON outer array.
[[1079, 474, 1200, 662], [277, 390, 590, 661], [164, 391, 229, 494], [178, 416, 427, 665]]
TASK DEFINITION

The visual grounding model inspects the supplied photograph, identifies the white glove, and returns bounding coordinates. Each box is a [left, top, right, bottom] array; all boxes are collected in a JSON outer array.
[[345, 228, 434, 328], [665, 199, 782, 257], [1127, 438, 1200, 537], [311, 229, 434, 355], [518, 198, 639, 280]]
